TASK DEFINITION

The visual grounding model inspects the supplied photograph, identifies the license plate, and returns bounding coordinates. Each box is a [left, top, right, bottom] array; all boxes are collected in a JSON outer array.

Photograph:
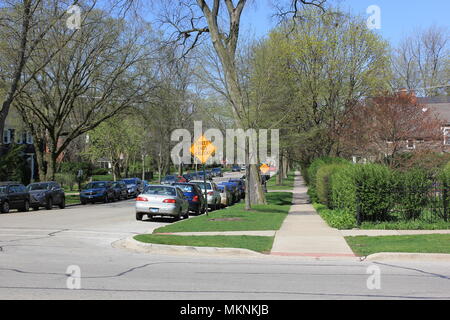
[[150, 208, 159, 213]]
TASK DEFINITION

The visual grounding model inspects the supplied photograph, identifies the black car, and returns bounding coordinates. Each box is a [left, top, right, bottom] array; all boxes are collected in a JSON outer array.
[[111, 181, 128, 201], [80, 181, 116, 204], [27, 182, 66, 210], [0, 182, 31, 213], [121, 178, 143, 197], [229, 179, 245, 198], [212, 167, 223, 177]]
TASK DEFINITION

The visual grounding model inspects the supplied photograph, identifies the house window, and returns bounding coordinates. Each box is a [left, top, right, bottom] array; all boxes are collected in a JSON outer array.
[[407, 140, 415, 150], [3, 129, 11, 144], [26, 132, 33, 144]]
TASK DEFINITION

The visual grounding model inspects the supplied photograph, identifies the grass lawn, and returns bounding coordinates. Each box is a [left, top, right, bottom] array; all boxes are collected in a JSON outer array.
[[266, 172, 295, 191], [345, 234, 450, 257], [154, 192, 293, 233], [65, 194, 81, 205], [134, 234, 274, 253]]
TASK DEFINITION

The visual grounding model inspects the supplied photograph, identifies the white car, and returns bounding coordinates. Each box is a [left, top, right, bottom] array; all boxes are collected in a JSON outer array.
[[135, 185, 189, 221], [189, 180, 222, 211]]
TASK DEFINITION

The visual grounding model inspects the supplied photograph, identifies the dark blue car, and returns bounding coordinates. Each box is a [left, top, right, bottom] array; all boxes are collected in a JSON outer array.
[[218, 182, 240, 203], [229, 179, 245, 198], [80, 181, 115, 204], [172, 183, 207, 215]]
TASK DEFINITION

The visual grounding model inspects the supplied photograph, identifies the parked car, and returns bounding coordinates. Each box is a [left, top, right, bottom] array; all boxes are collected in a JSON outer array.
[[189, 180, 222, 211], [135, 185, 189, 221], [161, 175, 187, 185], [0, 182, 31, 213], [80, 181, 115, 204], [197, 171, 213, 181], [27, 182, 65, 210], [231, 165, 241, 172], [111, 181, 128, 201], [121, 178, 143, 197], [182, 173, 193, 182], [171, 182, 207, 215], [211, 167, 223, 177], [217, 184, 232, 208], [229, 179, 245, 198], [217, 182, 240, 203]]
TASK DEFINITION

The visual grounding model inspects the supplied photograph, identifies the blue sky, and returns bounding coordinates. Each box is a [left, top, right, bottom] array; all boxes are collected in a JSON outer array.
[[243, 0, 450, 46]]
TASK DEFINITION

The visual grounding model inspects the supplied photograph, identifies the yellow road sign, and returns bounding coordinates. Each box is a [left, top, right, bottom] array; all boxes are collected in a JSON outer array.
[[190, 135, 216, 164], [260, 164, 270, 174]]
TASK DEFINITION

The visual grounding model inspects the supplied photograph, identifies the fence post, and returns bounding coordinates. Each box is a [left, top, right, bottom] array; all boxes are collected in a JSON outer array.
[[444, 180, 449, 223], [356, 182, 362, 227]]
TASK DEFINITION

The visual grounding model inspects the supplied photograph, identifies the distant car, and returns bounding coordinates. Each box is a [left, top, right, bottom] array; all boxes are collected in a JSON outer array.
[[231, 165, 241, 172], [80, 181, 115, 204], [240, 165, 246, 171], [0, 182, 31, 213], [27, 182, 65, 210], [217, 181, 240, 203], [189, 180, 222, 211], [135, 185, 189, 221], [211, 167, 223, 177], [111, 181, 128, 201], [171, 183, 207, 215], [161, 175, 186, 185], [182, 173, 193, 182], [122, 178, 143, 197], [217, 184, 232, 208], [229, 179, 245, 198], [197, 171, 213, 181]]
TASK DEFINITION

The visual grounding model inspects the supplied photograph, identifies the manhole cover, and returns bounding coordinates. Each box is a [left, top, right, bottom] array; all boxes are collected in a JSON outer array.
[[208, 218, 244, 222]]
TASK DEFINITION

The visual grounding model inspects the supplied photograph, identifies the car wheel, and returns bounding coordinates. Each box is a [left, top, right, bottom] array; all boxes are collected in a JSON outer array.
[[136, 212, 143, 221], [45, 198, 53, 210], [1, 201, 10, 214], [59, 198, 66, 209], [81, 199, 87, 205], [183, 209, 189, 219], [104, 195, 109, 203]]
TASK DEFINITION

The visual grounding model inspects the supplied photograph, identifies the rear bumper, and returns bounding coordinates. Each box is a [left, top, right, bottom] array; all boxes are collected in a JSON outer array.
[[136, 203, 178, 216]]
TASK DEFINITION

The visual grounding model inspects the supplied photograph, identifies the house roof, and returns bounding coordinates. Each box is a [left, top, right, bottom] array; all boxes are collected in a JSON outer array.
[[418, 97, 450, 125]]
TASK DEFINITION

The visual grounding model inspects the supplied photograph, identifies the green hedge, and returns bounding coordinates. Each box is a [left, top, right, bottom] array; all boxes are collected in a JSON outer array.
[[316, 163, 350, 208]]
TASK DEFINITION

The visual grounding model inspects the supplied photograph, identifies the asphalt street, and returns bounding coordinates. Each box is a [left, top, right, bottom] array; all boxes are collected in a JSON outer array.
[[1, 172, 450, 300]]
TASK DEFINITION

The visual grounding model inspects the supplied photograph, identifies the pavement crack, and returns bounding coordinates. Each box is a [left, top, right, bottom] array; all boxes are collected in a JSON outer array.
[[374, 262, 450, 280]]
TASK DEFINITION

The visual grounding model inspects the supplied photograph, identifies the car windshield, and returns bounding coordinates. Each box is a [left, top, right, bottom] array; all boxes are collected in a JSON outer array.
[[123, 179, 137, 184], [27, 183, 50, 191], [144, 186, 176, 196], [84, 182, 106, 189], [173, 184, 195, 192], [191, 182, 212, 189]]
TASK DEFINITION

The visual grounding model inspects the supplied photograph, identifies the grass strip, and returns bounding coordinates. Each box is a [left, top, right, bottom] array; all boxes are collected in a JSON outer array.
[[154, 192, 293, 233], [345, 234, 450, 256], [134, 234, 274, 253]]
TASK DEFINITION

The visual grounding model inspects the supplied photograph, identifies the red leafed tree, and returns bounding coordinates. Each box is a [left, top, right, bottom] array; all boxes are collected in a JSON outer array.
[[339, 90, 442, 166]]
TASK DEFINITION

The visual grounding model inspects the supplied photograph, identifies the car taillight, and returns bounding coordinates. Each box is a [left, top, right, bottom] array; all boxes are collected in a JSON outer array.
[[136, 197, 148, 202], [193, 195, 199, 202], [163, 199, 176, 203]]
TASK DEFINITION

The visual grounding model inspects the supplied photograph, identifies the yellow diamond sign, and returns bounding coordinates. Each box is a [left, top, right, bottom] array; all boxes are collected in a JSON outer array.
[[260, 164, 270, 174], [190, 136, 216, 164]]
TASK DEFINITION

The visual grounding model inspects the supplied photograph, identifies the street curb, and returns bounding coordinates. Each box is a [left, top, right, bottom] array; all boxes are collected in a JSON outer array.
[[115, 236, 264, 257], [364, 252, 450, 262]]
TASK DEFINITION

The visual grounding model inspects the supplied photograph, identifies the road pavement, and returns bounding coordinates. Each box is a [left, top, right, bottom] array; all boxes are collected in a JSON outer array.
[[1, 172, 450, 299]]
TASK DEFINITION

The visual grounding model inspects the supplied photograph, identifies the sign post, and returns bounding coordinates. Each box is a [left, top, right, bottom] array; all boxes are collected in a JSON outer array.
[[190, 136, 216, 216]]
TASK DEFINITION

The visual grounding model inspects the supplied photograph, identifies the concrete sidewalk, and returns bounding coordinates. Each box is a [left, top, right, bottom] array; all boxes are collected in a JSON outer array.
[[270, 171, 356, 258]]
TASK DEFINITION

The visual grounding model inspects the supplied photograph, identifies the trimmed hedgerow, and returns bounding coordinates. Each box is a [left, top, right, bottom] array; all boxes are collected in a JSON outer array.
[[316, 163, 350, 208]]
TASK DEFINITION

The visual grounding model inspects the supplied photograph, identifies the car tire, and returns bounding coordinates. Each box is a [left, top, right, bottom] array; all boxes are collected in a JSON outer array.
[[81, 199, 87, 205], [183, 209, 189, 219], [104, 195, 109, 203], [45, 198, 53, 210], [1, 201, 10, 214], [59, 198, 66, 209], [136, 212, 143, 221]]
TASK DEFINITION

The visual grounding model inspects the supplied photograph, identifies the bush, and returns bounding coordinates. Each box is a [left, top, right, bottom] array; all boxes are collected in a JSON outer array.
[[314, 204, 357, 229], [331, 164, 395, 222], [396, 169, 432, 221], [55, 173, 77, 190], [306, 157, 349, 203], [0, 145, 27, 184], [316, 163, 350, 208], [92, 168, 109, 175]]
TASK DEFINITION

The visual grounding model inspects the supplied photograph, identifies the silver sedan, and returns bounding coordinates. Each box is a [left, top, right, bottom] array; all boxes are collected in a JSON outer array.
[[135, 185, 189, 221]]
